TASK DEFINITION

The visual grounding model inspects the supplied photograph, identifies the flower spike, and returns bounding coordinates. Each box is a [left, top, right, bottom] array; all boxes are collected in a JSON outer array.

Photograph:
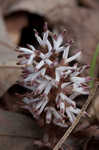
[[16, 23, 90, 128]]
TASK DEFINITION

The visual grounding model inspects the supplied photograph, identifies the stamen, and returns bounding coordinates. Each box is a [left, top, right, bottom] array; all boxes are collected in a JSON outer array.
[[66, 51, 81, 63], [66, 107, 76, 123], [60, 93, 76, 106], [60, 102, 65, 114], [63, 46, 70, 59]]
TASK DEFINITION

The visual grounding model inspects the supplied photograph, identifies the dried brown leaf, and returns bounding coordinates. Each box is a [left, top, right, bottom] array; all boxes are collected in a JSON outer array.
[[88, 86, 99, 122], [4, 11, 28, 44], [0, 109, 43, 150], [0, 14, 21, 96], [2, 0, 99, 74], [1, 0, 76, 15], [78, 0, 99, 9]]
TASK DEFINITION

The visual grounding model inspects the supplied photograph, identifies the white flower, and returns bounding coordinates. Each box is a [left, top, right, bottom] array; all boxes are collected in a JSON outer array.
[[65, 51, 81, 63]]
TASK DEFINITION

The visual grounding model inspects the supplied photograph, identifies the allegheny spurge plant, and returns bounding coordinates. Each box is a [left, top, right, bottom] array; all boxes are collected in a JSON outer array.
[[16, 22, 91, 128]]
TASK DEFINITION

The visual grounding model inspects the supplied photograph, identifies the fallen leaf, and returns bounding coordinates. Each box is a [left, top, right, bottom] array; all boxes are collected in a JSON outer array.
[[3, 1, 99, 75], [48, 7, 98, 65], [88, 86, 99, 122], [0, 14, 21, 96], [83, 137, 99, 150], [78, 0, 99, 9], [2, 0, 76, 15], [4, 11, 28, 45], [0, 109, 43, 150]]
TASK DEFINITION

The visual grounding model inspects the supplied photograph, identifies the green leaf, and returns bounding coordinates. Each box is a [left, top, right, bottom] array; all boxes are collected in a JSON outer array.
[[90, 44, 99, 88]]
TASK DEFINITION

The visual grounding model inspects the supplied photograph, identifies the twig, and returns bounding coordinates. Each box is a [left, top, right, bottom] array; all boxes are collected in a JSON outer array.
[[0, 65, 22, 69], [53, 85, 97, 150]]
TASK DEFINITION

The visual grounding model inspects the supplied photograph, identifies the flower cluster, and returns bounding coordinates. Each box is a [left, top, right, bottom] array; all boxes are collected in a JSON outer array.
[[16, 23, 91, 128]]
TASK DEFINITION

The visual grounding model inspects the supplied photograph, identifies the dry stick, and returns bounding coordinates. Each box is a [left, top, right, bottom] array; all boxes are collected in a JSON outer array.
[[53, 85, 97, 150], [0, 64, 32, 69]]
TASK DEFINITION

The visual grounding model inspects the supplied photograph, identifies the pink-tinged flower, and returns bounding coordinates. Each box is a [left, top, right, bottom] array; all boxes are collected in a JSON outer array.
[[16, 23, 91, 127]]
